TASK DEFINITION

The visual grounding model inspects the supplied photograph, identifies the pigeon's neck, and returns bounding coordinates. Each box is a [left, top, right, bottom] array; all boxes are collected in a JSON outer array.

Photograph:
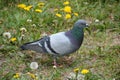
[[70, 26, 84, 40]]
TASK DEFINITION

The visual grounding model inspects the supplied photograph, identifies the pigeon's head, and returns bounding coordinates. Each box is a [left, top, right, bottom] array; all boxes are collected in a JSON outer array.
[[74, 19, 88, 28]]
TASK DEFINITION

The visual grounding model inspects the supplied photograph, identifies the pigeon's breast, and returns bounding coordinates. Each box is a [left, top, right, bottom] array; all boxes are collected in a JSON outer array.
[[65, 30, 83, 48], [49, 32, 77, 56]]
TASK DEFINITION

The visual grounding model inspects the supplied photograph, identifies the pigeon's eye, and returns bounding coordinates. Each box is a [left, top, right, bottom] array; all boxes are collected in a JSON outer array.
[[81, 23, 86, 25]]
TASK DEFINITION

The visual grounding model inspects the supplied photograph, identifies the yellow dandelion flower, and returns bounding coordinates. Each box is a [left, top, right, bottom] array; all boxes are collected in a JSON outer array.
[[13, 73, 20, 78], [27, 72, 37, 79], [27, 5, 32, 9], [24, 7, 29, 11], [56, 13, 62, 17], [81, 69, 89, 74], [65, 14, 71, 19], [74, 12, 78, 16], [63, 6, 71, 13], [17, 4, 26, 9], [10, 38, 17, 42], [23, 5, 32, 11], [35, 9, 42, 13], [74, 68, 79, 73], [63, 1, 69, 5], [30, 73, 36, 79], [38, 2, 45, 6]]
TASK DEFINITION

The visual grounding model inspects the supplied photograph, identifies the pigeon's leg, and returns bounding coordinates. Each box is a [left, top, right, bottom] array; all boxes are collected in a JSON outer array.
[[54, 58, 57, 66]]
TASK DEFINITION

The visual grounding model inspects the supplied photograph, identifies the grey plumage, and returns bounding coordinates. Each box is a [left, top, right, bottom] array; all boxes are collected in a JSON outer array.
[[20, 19, 88, 66], [21, 37, 48, 53]]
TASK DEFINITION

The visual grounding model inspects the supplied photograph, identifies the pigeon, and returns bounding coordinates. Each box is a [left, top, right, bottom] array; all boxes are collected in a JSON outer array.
[[20, 19, 88, 67]]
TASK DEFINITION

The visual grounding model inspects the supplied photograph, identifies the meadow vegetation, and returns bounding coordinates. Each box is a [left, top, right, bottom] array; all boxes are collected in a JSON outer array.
[[0, 0, 120, 80]]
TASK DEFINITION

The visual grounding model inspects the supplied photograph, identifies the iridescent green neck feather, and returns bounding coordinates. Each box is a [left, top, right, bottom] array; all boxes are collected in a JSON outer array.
[[71, 26, 84, 40]]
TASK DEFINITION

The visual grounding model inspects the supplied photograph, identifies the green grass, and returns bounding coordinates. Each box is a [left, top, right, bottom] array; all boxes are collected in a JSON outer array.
[[0, 0, 120, 80]]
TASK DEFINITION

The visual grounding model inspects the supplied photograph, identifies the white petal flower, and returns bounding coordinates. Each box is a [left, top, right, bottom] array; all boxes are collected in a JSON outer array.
[[3, 32, 11, 39], [27, 19, 32, 23], [95, 19, 100, 23], [67, 72, 85, 80], [53, 65, 57, 69], [30, 62, 39, 70]]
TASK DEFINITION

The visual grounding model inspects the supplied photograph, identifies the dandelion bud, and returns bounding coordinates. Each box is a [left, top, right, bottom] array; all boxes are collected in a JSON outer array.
[[27, 19, 32, 23], [32, 24, 37, 27], [20, 27, 27, 33], [13, 73, 21, 78], [74, 68, 79, 73]]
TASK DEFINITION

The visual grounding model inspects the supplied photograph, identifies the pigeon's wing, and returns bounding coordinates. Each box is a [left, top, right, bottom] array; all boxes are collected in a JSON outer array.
[[49, 32, 78, 56], [21, 32, 80, 56], [20, 36, 48, 53]]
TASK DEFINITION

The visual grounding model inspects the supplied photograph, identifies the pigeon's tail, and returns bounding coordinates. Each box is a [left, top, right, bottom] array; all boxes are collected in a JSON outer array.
[[20, 40, 44, 53], [20, 44, 27, 50]]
